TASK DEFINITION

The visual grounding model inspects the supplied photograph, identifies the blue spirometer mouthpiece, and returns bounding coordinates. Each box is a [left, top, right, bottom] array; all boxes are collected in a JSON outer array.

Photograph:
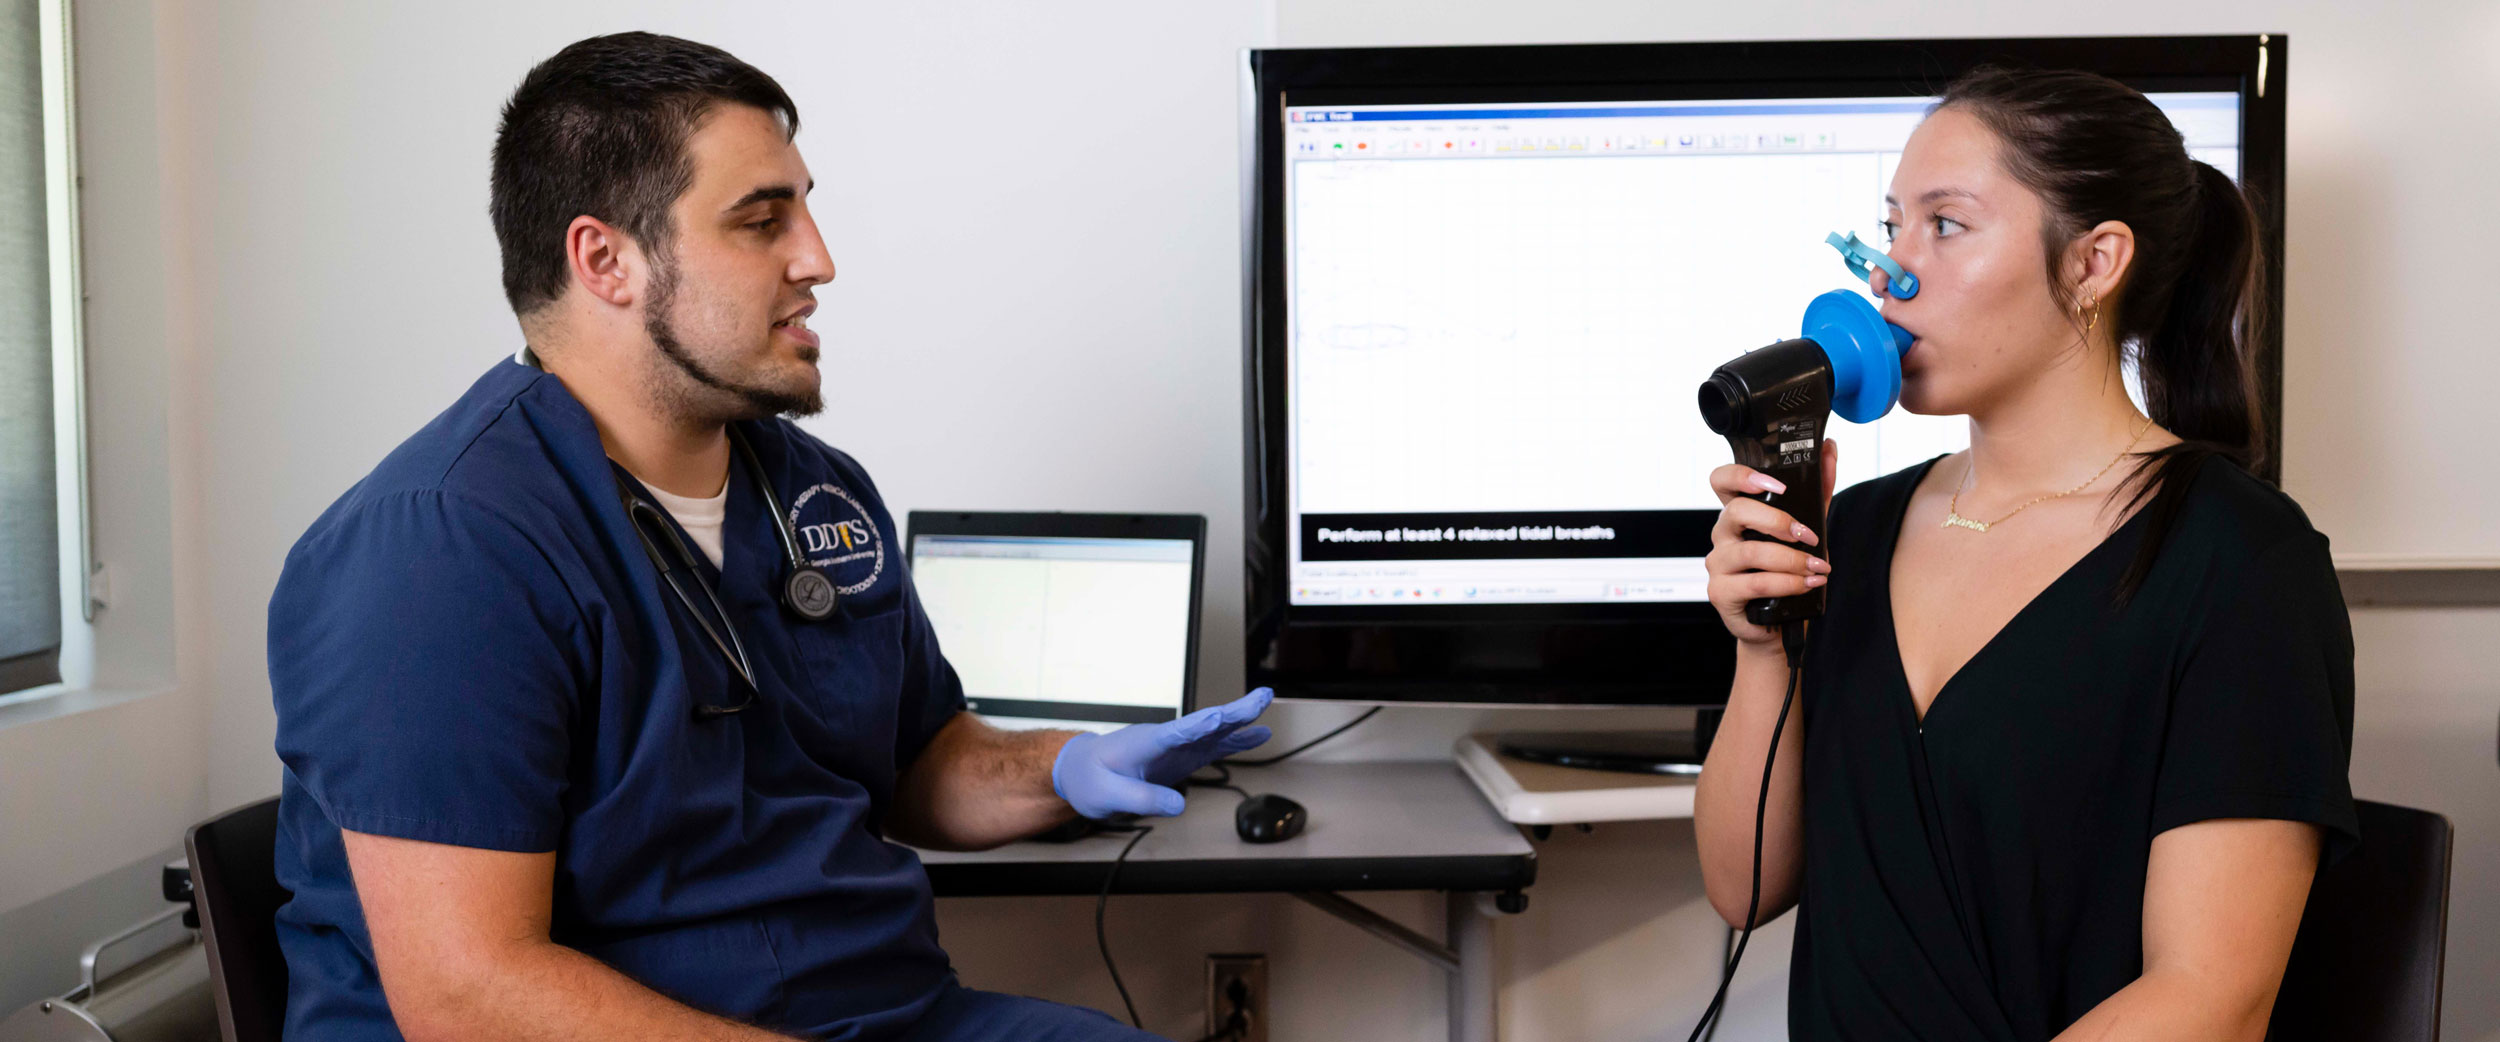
[[1802, 289, 1911, 423], [1827, 231, 1917, 299]]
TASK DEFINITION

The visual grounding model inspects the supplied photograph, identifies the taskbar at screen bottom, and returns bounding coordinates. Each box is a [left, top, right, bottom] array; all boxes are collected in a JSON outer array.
[[1289, 556, 1710, 606], [964, 698, 1180, 730], [1249, 618, 1740, 705]]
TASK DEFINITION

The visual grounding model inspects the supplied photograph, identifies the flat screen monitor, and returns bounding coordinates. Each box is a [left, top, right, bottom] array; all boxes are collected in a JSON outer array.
[[1244, 37, 2285, 705], [908, 512, 1206, 731]]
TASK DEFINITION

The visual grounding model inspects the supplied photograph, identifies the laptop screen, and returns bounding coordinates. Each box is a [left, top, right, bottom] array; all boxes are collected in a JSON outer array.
[[909, 533, 1196, 732]]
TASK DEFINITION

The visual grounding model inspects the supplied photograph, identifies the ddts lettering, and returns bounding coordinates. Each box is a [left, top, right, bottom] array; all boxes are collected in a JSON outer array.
[[802, 520, 875, 556]]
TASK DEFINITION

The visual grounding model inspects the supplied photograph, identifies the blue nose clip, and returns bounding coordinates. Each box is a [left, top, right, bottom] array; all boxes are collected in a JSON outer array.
[[1826, 231, 1918, 300], [1802, 290, 1912, 423]]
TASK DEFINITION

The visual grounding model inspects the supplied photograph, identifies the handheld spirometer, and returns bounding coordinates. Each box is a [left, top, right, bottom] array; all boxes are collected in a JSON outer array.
[[1694, 233, 1917, 625]]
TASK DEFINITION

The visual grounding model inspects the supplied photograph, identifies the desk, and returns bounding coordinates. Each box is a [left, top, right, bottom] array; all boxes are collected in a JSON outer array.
[[918, 760, 1535, 1042]]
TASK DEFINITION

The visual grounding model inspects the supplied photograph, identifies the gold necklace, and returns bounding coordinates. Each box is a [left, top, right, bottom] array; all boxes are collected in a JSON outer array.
[[1943, 417, 2155, 533]]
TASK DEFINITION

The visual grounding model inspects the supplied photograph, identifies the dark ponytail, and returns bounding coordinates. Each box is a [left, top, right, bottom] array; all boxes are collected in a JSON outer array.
[[1935, 68, 2267, 602]]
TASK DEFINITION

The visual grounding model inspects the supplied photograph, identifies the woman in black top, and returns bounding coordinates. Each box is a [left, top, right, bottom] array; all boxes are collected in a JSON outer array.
[[1692, 68, 2357, 1042]]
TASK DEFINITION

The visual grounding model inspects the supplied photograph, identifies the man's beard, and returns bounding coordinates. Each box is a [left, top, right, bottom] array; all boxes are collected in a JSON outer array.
[[644, 258, 823, 420]]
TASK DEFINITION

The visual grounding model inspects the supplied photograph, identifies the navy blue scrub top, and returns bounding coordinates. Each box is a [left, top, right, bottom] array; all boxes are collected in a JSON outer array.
[[268, 360, 968, 1041]]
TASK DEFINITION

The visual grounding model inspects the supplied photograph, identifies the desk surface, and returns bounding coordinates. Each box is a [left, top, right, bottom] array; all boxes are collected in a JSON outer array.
[[916, 760, 1536, 897], [1453, 735, 1699, 824]]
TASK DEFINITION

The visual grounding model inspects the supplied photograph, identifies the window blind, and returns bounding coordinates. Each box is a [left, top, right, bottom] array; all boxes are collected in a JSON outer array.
[[0, 0, 62, 696]]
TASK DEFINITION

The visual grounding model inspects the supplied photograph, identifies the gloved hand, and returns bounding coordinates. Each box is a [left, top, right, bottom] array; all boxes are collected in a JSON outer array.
[[1051, 688, 1275, 819]]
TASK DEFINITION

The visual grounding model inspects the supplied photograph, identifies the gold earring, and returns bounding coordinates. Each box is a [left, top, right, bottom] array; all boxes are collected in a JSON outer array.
[[2080, 294, 2101, 335]]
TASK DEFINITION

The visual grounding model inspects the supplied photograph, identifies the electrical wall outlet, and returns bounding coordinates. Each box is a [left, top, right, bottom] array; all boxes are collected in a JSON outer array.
[[1205, 953, 1268, 1042]]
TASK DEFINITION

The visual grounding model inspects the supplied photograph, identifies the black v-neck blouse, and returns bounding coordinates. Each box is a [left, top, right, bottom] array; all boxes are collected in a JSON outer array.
[[1788, 454, 2358, 1042]]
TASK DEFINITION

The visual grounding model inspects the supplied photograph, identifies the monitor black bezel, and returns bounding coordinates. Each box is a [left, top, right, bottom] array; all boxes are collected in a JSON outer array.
[[905, 510, 1208, 718], [1243, 35, 2287, 705]]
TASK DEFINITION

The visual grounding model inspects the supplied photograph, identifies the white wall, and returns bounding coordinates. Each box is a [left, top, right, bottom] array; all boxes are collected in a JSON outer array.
[[4, 0, 2492, 1039]]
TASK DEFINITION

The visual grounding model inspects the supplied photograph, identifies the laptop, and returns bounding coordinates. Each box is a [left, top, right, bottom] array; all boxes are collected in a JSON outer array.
[[904, 511, 1206, 733]]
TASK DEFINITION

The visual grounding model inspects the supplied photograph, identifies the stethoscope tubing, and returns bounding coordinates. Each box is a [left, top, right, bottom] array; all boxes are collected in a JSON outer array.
[[612, 425, 820, 717]]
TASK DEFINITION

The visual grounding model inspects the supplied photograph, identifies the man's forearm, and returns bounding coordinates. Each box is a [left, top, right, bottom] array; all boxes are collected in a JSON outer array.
[[385, 936, 794, 1042], [888, 713, 1078, 850]]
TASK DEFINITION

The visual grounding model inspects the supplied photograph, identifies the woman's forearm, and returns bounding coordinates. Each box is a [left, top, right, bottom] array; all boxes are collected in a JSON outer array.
[[2055, 819, 2318, 1042], [2049, 970, 2273, 1042], [1692, 637, 1810, 927]]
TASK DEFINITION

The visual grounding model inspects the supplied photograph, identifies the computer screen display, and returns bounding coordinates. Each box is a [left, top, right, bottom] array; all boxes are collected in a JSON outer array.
[[911, 533, 1196, 731], [1281, 93, 2242, 609]]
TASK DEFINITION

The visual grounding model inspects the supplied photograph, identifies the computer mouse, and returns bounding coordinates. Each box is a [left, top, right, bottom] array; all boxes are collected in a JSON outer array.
[[1234, 793, 1306, 843]]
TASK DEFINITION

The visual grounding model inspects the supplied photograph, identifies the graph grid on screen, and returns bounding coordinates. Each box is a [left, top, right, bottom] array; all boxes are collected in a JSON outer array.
[[1283, 95, 2240, 608]]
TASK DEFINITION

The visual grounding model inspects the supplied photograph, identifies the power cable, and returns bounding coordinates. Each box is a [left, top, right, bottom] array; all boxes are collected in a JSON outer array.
[[1223, 705, 1383, 768], [1094, 825, 1153, 1029]]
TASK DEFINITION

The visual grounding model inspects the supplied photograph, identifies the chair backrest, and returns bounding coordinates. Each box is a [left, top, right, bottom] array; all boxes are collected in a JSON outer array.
[[2269, 799, 2454, 1042], [185, 797, 290, 1042]]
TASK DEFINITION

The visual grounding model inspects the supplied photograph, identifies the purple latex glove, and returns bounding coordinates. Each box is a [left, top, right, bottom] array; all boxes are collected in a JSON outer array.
[[1051, 688, 1275, 819]]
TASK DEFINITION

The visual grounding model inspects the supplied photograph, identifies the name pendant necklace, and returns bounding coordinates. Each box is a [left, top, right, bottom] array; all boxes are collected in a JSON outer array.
[[1943, 416, 2156, 534]]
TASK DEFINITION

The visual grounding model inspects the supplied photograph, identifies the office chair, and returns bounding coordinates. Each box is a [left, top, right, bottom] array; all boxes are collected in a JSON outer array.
[[184, 797, 289, 1042], [2268, 799, 2453, 1042]]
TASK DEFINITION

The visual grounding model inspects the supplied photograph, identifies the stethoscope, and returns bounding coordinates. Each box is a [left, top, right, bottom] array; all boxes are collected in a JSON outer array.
[[613, 425, 840, 716]]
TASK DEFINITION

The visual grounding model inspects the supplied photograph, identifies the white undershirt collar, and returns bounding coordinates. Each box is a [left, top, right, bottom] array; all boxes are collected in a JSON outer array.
[[635, 475, 729, 571]]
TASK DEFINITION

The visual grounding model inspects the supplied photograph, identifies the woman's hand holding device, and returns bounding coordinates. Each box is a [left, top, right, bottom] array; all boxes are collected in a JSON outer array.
[[1704, 441, 1841, 650]]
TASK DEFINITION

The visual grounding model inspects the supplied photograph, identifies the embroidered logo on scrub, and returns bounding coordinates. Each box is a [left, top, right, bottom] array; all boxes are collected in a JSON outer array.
[[787, 484, 885, 596]]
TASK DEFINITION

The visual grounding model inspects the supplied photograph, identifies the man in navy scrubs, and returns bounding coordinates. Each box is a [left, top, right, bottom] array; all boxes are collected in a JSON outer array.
[[267, 33, 1271, 1042]]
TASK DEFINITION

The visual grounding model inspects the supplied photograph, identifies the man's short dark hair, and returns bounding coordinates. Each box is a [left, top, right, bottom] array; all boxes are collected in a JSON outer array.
[[491, 32, 799, 316]]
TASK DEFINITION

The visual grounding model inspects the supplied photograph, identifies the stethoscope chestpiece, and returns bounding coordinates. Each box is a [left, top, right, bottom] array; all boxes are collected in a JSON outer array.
[[727, 425, 842, 624], [783, 566, 839, 622]]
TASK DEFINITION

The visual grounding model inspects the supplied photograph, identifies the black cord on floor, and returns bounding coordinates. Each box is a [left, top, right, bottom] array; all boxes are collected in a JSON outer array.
[[1094, 824, 1153, 1030], [1223, 705, 1383, 767], [1685, 620, 1807, 1042]]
